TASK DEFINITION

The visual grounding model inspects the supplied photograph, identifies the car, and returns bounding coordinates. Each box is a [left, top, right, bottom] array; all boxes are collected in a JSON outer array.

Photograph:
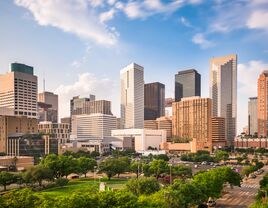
[[207, 198, 216, 207], [250, 174, 257, 179]]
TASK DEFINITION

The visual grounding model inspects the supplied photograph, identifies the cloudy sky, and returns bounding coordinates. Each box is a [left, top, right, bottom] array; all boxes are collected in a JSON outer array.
[[1, 0, 268, 133]]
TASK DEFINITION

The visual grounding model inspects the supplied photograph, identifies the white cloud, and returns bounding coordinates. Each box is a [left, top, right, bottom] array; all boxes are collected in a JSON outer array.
[[179, 16, 192, 27], [192, 33, 213, 49], [15, 0, 118, 46], [55, 73, 118, 118], [237, 60, 268, 133], [100, 8, 116, 23], [247, 10, 268, 30], [119, 0, 200, 19], [238, 60, 268, 95]]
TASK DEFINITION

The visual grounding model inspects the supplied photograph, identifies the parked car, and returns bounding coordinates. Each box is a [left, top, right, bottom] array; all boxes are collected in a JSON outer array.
[[207, 198, 216, 207], [250, 174, 256, 179]]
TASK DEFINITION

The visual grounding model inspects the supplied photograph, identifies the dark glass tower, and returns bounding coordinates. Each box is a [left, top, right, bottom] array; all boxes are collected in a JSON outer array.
[[175, 69, 201, 101], [144, 82, 165, 120]]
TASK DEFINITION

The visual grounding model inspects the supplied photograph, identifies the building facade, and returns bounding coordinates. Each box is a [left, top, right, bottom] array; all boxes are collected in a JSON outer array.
[[38, 122, 70, 144], [38, 91, 58, 123], [7, 135, 58, 157], [70, 96, 112, 116], [211, 117, 226, 148], [111, 129, 166, 152], [172, 97, 212, 152], [61, 117, 71, 124], [258, 71, 268, 137], [120, 63, 144, 129], [71, 113, 117, 139], [0, 115, 38, 153], [175, 69, 201, 102], [37, 102, 58, 123], [144, 82, 165, 120], [248, 97, 258, 136], [0, 63, 37, 118], [210, 54, 237, 144]]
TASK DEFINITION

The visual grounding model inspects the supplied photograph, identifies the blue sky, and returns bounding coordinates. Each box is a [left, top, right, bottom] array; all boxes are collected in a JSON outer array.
[[1, 0, 268, 133]]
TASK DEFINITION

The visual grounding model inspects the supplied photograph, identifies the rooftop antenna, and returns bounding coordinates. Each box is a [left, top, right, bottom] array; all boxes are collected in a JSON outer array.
[[43, 71, 46, 92]]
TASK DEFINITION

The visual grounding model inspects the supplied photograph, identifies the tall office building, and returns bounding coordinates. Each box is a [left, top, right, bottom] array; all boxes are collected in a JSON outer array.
[[120, 63, 144, 129], [175, 69, 201, 102], [144, 82, 165, 120], [0, 63, 37, 118], [248, 97, 258, 136], [38, 91, 58, 122], [172, 96, 212, 152], [258, 71, 268, 137], [71, 114, 117, 139], [210, 54, 237, 144]]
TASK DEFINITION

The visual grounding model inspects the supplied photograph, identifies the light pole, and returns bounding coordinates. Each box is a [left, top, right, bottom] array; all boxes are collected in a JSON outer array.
[[169, 164, 172, 185], [94, 166, 97, 183]]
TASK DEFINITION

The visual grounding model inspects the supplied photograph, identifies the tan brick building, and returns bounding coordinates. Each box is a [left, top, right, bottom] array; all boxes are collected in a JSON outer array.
[[172, 96, 212, 152], [258, 71, 268, 137], [211, 117, 226, 148], [0, 116, 38, 153], [144, 116, 172, 140]]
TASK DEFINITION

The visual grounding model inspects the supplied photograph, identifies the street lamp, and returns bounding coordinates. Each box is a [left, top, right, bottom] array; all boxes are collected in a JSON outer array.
[[94, 166, 97, 183], [168, 164, 172, 185]]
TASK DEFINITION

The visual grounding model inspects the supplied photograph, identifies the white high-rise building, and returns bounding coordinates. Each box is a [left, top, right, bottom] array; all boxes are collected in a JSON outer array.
[[210, 54, 237, 144], [71, 113, 117, 139], [0, 63, 37, 118], [120, 63, 144, 129]]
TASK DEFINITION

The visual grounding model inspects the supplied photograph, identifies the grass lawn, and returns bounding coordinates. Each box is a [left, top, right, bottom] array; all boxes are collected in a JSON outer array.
[[41, 178, 128, 197]]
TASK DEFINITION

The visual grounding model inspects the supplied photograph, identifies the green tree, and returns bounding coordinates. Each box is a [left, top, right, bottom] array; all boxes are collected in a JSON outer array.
[[149, 159, 168, 179], [41, 154, 77, 178], [172, 165, 192, 179], [126, 177, 160, 196], [77, 157, 97, 177], [1, 188, 40, 208], [99, 157, 129, 180], [0, 171, 16, 191], [167, 179, 205, 208], [24, 165, 53, 187], [215, 150, 229, 162], [130, 161, 143, 178], [98, 190, 138, 208]]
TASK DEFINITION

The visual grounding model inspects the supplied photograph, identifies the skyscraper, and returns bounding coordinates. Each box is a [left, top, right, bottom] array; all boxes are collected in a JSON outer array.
[[175, 69, 201, 102], [248, 97, 258, 136], [144, 82, 165, 120], [172, 96, 212, 152], [210, 54, 237, 144], [0, 63, 37, 118], [38, 91, 58, 123], [258, 71, 268, 137], [120, 63, 144, 129]]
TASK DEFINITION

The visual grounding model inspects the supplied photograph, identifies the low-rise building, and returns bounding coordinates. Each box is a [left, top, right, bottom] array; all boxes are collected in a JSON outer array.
[[212, 117, 226, 148], [160, 139, 197, 153], [7, 134, 58, 157], [0, 156, 34, 170], [144, 116, 172, 140], [111, 129, 166, 152], [235, 136, 268, 149]]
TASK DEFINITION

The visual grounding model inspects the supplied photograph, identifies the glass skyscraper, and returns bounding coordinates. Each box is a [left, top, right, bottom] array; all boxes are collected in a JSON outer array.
[[175, 69, 201, 102]]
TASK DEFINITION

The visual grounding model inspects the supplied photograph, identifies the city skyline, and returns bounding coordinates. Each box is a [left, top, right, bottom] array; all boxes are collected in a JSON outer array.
[[1, 1, 268, 133]]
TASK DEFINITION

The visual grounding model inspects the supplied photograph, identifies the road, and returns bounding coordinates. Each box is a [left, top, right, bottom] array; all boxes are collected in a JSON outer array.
[[216, 166, 268, 208]]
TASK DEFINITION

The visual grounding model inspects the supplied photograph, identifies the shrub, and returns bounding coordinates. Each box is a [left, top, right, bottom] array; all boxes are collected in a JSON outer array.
[[55, 178, 69, 187]]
